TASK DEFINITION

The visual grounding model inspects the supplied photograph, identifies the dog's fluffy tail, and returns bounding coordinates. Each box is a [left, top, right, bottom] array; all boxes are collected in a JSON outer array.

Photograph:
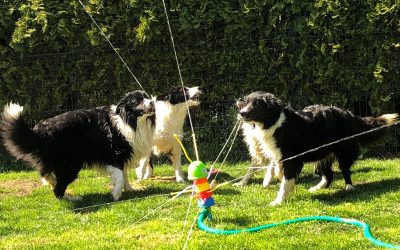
[[357, 113, 399, 145], [1, 103, 40, 165]]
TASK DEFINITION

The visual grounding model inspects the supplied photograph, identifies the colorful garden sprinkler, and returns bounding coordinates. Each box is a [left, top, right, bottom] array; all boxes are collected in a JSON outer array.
[[172, 134, 216, 219], [172, 138, 399, 249], [188, 161, 215, 210]]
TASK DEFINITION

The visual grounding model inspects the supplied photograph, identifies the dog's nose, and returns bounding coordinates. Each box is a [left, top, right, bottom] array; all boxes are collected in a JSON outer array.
[[239, 110, 248, 117]]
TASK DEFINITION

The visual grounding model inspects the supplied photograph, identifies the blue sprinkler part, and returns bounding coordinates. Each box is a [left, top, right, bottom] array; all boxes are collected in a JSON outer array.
[[197, 197, 215, 208], [197, 209, 400, 249]]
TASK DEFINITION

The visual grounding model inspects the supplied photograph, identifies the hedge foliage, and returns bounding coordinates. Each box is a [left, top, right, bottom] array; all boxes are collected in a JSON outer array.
[[0, 0, 399, 168]]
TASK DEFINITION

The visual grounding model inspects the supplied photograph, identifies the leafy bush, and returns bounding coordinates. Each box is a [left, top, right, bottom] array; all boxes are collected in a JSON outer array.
[[0, 0, 399, 170]]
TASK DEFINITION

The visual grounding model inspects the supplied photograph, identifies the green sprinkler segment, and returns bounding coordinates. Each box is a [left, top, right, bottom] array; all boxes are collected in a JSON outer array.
[[197, 208, 400, 249]]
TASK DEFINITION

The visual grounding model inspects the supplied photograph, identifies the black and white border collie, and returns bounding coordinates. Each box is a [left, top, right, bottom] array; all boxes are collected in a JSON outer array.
[[237, 91, 398, 206], [235, 106, 337, 188], [136, 86, 202, 182], [234, 121, 280, 187], [0, 90, 155, 201]]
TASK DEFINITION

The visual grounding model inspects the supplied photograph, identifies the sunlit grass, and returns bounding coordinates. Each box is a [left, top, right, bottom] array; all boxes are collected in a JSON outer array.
[[1, 159, 399, 249]]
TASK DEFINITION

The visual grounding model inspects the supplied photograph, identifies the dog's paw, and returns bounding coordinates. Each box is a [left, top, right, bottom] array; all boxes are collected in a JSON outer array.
[[133, 183, 147, 191], [262, 179, 273, 188], [111, 191, 122, 201], [63, 193, 82, 201], [124, 184, 135, 192], [308, 186, 321, 193], [233, 181, 247, 187], [262, 183, 271, 188], [142, 173, 152, 180], [269, 199, 283, 207], [345, 184, 355, 191], [175, 175, 187, 183]]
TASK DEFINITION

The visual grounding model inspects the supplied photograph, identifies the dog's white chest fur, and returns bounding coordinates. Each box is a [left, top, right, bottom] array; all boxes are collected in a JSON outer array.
[[111, 106, 154, 163], [152, 101, 187, 155], [244, 112, 285, 161]]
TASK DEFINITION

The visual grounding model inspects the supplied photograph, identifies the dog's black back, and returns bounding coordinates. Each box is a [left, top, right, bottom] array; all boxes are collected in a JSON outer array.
[[1, 90, 155, 200], [32, 107, 132, 170]]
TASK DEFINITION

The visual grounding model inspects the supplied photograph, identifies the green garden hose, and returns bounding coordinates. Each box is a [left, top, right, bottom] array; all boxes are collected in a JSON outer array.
[[197, 209, 400, 249]]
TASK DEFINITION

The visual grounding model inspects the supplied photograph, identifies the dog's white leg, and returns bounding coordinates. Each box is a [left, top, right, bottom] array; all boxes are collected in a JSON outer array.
[[308, 176, 329, 192], [234, 167, 257, 186], [143, 157, 153, 180], [136, 158, 148, 181], [143, 165, 153, 179], [269, 177, 295, 206], [274, 162, 283, 181], [106, 165, 124, 201], [234, 157, 259, 186], [345, 184, 355, 191], [262, 162, 276, 188], [123, 165, 134, 192], [171, 147, 185, 182], [135, 167, 143, 181]]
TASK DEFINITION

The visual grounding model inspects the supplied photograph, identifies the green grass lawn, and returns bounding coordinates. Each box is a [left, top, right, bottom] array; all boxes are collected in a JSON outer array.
[[1, 158, 400, 249]]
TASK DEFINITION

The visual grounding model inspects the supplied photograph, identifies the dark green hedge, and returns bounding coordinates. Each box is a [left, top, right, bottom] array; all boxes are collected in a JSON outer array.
[[0, 0, 399, 170]]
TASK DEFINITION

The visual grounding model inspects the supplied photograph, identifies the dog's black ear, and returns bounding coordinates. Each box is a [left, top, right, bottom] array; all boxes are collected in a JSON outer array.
[[115, 102, 138, 130], [115, 102, 124, 115], [262, 93, 282, 107], [115, 96, 130, 118], [156, 93, 171, 102], [262, 93, 271, 104]]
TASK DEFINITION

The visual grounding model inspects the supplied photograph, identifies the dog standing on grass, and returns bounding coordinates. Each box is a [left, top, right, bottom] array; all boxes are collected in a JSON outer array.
[[234, 121, 281, 187], [136, 86, 202, 182], [237, 91, 398, 206], [235, 105, 339, 188], [1, 91, 155, 201]]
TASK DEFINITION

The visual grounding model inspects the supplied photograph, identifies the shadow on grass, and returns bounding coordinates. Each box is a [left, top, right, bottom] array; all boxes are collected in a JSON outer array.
[[212, 171, 235, 181], [70, 186, 183, 213], [214, 187, 241, 196], [66, 168, 239, 214], [299, 164, 387, 185], [149, 170, 234, 182], [351, 165, 386, 174], [311, 178, 400, 204], [218, 216, 254, 226]]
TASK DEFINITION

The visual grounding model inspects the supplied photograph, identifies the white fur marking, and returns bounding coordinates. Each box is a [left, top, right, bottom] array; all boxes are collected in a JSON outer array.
[[143, 162, 153, 180], [136, 157, 149, 182], [4, 102, 23, 118], [270, 177, 295, 206], [239, 107, 250, 114], [262, 162, 276, 188], [187, 86, 201, 106], [308, 176, 328, 192], [345, 184, 355, 191], [110, 105, 154, 168], [252, 112, 286, 161], [380, 113, 399, 125], [106, 165, 124, 201], [41, 173, 57, 186]]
